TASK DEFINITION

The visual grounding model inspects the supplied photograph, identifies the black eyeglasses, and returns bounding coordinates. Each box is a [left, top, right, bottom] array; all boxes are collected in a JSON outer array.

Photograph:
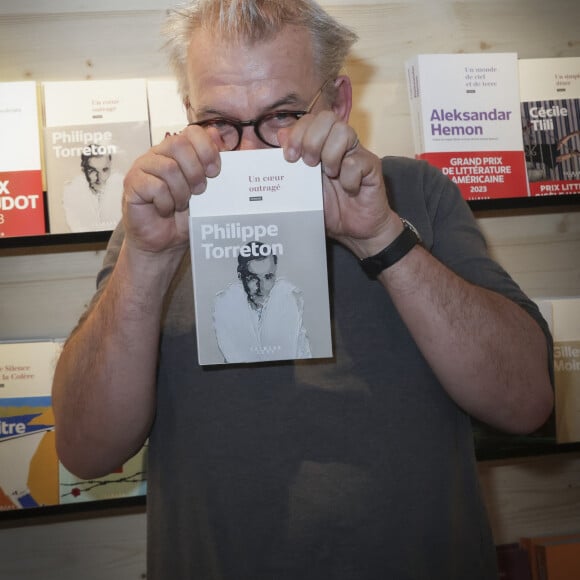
[[187, 79, 331, 151]]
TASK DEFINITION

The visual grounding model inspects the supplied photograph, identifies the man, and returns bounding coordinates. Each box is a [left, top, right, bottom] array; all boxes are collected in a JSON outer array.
[[52, 1, 554, 579], [213, 241, 311, 363], [62, 148, 123, 231]]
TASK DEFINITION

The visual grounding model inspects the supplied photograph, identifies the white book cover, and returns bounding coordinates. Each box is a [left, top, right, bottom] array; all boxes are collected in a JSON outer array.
[[551, 297, 580, 444], [405, 53, 529, 201], [519, 57, 580, 197], [189, 148, 332, 365], [0, 340, 62, 511], [146, 78, 189, 145], [0, 81, 46, 238], [42, 79, 151, 234]]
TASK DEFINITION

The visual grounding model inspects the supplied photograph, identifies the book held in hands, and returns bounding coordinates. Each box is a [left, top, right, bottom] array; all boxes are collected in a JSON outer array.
[[0, 81, 46, 238], [42, 79, 151, 234], [189, 148, 332, 365], [405, 52, 529, 201]]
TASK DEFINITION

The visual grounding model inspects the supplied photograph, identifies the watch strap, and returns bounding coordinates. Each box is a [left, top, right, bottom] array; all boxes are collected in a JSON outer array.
[[360, 218, 420, 279]]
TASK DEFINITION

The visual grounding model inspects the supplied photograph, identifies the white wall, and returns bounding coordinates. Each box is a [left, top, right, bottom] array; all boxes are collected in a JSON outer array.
[[1, 1, 580, 578]]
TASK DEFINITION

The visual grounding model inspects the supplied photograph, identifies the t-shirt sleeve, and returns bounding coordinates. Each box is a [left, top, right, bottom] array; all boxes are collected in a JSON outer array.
[[383, 156, 554, 384]]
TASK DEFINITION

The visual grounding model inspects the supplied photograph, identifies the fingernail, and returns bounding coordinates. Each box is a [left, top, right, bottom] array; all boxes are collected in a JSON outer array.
[[284, 147, 298, 162], [207, 162, 219, 177]]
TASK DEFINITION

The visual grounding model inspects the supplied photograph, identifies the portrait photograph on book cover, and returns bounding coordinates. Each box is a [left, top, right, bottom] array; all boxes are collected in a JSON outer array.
[[190, 212, 332, 365], [45, 122, 149, 234]]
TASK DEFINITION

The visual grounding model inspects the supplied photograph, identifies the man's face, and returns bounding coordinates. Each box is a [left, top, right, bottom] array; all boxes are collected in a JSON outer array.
[[185, 24, 323, 150], [241, 256, 277, 309], [83, 156, 112, 194]]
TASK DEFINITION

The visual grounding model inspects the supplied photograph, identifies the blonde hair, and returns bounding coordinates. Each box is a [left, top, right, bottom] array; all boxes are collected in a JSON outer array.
[[163, 0, 358, 101]]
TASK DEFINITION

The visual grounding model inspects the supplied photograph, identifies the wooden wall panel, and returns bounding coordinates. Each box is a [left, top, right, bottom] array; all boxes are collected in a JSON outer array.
[[0, 247, 104, 340], [0, 512, 147, 580]]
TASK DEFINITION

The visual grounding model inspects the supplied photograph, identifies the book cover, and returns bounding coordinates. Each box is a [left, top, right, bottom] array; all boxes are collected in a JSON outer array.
[[496, 543, 533, 580], [520, 532, 580, 580], [535, 537, 580, 580], [188, 148, 332, 365], [0, 340, 62, 511], [42, 79, 151, 234], [59, 443, 147, 505], [552, 298, 580, 444], [519, 57, 580, 197], [146, 78, 189, 145], [0, 81, 46, 238], [405, 53, 529, 201]]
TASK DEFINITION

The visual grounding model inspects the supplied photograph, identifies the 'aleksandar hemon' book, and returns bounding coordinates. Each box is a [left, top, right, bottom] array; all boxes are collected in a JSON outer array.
[[405, 52, 529, 201], [42, 79, 151, 234], [519, 57, 580, 197], [0, 81, 46, 238], [189, 148, 332, 366]]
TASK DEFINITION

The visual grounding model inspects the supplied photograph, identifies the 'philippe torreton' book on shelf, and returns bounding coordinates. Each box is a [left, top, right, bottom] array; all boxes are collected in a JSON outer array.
[[42, 79, 151, 234], [189, 148, 332, 366]]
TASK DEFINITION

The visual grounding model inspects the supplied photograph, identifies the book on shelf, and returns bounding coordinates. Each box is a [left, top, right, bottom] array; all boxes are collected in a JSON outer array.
[[496, 543, 533, 580], [146, 78, 189, 145], [519, 532, 580, 580], [59, 443, 147, 505], [0, 81, 46, 238], [0, 339, 147, 512], [0, 340, 62, 511], [520, 532, 580, 580], [405, 52, 529, 202], [42, 78, 151, 234], [550, 297, 580, 444], [188, 148, 332, 365], [519, 57, 580, 197], [535, 537, 580, 580]]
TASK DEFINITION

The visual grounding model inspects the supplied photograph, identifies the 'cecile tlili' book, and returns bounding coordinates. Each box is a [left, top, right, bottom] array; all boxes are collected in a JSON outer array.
[[189, 148, 332, 366], [406, 53, 529, 201], [519, 57, 580, 197], [0, 82, 46, 238], [42, 79, 151, 233]]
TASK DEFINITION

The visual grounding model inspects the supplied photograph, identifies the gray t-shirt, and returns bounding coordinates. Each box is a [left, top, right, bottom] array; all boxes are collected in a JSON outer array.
[[96, 156, 552, 580]]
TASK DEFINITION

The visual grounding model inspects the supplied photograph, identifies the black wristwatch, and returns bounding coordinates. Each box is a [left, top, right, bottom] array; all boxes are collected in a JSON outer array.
[[360, 218, 421, 279]]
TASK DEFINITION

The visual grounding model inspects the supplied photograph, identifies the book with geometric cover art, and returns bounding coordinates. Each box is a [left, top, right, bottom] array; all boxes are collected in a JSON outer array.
[[0, 340, 62, 511], [405, 52, 529, 201], [146, 78, 189, 146], [0, 81, 46, 238], [42, 79, 151, 234], [0, 340, 147, 513], [188, 148, 332, 366], [519, 57, 580, 197], [58, 444, 147, 505]]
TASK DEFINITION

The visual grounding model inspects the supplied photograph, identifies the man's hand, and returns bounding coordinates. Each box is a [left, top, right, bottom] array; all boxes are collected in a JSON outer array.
[[279, 110, 400, 258], [122, 126, 221, 254]]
